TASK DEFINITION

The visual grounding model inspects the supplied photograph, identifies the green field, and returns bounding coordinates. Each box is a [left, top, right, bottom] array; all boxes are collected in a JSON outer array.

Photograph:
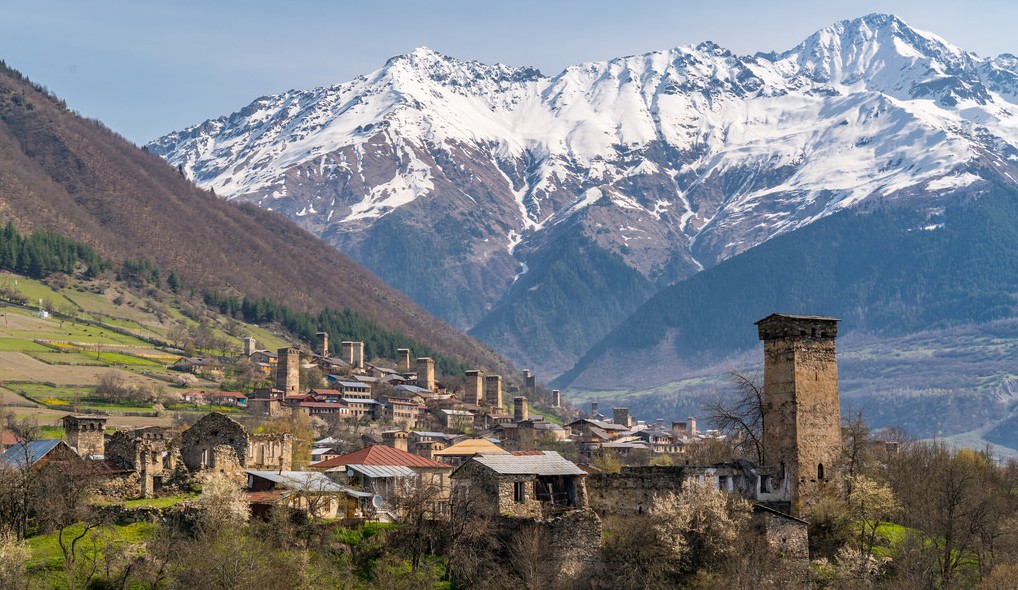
[[0, 338, 53, 352]]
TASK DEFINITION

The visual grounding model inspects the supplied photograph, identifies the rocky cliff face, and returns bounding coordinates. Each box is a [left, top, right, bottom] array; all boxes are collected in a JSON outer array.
[[149, 14, 1018, 376]]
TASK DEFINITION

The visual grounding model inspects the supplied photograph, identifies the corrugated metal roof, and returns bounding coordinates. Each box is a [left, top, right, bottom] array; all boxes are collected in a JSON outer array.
[[0, 440, 65, 468], [246, 470, 348, 493], [345, 464, 417, 478], [469, 451, 585, 476]]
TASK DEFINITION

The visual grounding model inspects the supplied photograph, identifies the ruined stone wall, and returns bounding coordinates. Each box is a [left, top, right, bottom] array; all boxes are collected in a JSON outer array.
[[180, 413, 249, 472], [587, 468, 689, 517], [247, 433, 292, 471], [753, 508, 811, 586]]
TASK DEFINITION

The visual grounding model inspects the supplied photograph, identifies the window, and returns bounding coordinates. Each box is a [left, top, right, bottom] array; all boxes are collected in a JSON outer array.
[[513, 481, 526, 503], [817, 463, 825, 481]]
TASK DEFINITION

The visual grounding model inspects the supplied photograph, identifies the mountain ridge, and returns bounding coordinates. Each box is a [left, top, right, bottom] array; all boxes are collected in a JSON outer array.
[[149, 13, 1018, 376]]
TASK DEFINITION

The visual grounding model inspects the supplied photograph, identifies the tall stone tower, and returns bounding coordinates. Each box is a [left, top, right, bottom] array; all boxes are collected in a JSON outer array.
[[396, 348, 411, 372], [243, 337, 257, 357], [464, 370, 483, 405], [341, 341, 364, 369], [514, 396, 529, 423], [62, 415, 108, 457], [756, 313, 841, 518], [276, 347, 300, 395], [416, 357, 435, 391], [316, 332, 329, 356], [484, 375, 503, 409]]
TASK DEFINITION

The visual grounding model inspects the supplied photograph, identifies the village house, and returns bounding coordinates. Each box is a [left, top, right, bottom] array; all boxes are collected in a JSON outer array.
[[450, 451, 589, 518], [245, 470, 368, 520], [432, 437, 508, 467], [311, 444, 453, 519]]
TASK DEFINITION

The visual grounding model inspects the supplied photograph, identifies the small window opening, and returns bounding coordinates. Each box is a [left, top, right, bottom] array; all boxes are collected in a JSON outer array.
[[513, 481, 526, 503], [817, 463, 825, 481]]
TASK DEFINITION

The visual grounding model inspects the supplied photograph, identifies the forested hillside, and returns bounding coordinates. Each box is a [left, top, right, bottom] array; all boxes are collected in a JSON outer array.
[[0, 61, 507, 375], [559, 184, 1018, 387]]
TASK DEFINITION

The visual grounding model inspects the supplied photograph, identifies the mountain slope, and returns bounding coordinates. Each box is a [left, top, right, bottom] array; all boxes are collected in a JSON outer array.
[[0, 61, 506, 374], [150, 14, 1018, 376]]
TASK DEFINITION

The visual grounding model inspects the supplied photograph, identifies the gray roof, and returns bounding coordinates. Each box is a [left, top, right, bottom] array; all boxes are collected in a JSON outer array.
[[395, 384, 431, 394], [0, 440, 66, 468], [337, 381, 369, 389], [246, 470, 348, 493], [345, 464, 417, 479], [467, 451, 585, 476]]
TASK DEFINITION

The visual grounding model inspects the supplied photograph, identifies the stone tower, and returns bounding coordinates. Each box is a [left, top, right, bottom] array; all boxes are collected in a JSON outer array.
[[382, 430, 409, 453], [514, 396, 529, 423], [396, 348, 411, 372], [550, 389, 561, 408], [464, 370, 483, 404], [484, 375, 503, 409], [316, 332, 329, 356], [416, 357, 435, 391], [62, 415, 108, 457], [341, 341, 364, 369], [243, 336, 257, 356], [276, 347, 300, 395], [756, 313, 841, 518]]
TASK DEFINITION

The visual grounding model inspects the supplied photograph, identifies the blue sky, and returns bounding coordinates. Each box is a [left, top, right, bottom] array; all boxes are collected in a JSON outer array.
[[3, 0, 1017, 144]]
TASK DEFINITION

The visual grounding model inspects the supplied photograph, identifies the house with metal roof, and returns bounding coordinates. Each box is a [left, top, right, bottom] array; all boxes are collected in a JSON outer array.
[[451, 451, 589, 518], [0, 440, 78, 469], [245, 469, 372, 520]]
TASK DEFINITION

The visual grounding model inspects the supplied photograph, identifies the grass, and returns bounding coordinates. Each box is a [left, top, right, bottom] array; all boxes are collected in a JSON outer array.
[[79, 350, 164, 367], [7, 382, 85, 401], [26, 521, 159, 571], [0, 338, 53, 352], [114, 493, 198, 509], [26, 351, 106, 366]]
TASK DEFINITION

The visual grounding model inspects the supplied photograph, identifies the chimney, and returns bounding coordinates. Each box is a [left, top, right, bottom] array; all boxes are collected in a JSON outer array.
[[396, 348, 411, 372], [613, 408, 631, 429], [243, 337, 257, 356], [464, 370, 483, 404], [416, 357, 435, 391], [484, 375, 503, 409], [551, 389, 561, 408], [514, 396, 529, 423], [687, 416, 697, 437], [316, 332, 329, 356], [382, 430, 408, 453]]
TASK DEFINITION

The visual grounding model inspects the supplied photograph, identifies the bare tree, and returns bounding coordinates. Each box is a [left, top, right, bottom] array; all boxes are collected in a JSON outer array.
[[703, 372, 764, 464]]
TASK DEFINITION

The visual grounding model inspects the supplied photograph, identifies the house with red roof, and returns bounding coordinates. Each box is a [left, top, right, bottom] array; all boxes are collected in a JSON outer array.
[[311, 444, 452, 519]]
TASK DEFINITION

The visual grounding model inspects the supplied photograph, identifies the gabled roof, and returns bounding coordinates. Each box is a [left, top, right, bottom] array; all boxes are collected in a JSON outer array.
[[246, 470, 348, 493], [1, 431, 22, 446], [343, 464, 417, 478], [313, 445, 451, 470], [434, 438, 507, 456], [0, 440, 69, 468], [456, 451, 584, 477]]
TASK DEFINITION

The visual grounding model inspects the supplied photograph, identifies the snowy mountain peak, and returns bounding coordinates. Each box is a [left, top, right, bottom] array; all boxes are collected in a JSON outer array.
[[149, 14, 1018, 359]]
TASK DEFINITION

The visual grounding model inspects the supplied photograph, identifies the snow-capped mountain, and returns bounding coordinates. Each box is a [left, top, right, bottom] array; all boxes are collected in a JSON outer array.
[[149, 14, 1018, 376]]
